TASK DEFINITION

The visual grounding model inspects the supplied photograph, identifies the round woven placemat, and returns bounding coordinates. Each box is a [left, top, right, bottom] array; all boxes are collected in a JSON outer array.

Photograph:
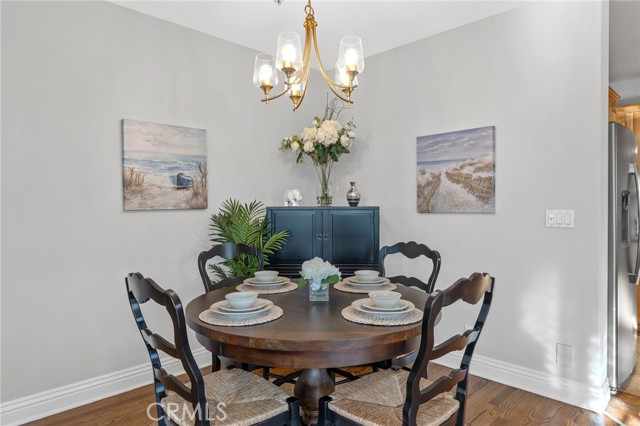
[[199, 306, 283, 327], [341, 306, 423, 326], [334, 281, 397, 294], [236, 281, 298, 294]]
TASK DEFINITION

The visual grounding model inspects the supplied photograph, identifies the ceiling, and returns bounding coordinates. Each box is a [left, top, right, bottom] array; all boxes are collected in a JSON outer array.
[[110, 1, 529, 64], [111, 0, 639, 98]]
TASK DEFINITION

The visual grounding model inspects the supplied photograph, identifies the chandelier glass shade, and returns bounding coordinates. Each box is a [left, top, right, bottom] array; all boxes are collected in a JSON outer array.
[[253, 0, 364, 111]]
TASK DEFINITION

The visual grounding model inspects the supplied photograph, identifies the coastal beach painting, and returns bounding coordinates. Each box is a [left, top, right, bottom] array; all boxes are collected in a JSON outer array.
[[417, 126, 495, 213], [122, 120, 207, 211]]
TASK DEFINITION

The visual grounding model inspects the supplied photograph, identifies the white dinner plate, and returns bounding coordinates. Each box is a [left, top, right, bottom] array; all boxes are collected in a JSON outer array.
[[343, 276, 390, 286], [210, 299, 273, 317], [358, 298, 414, 312], [243, 277, 290, 287], [216, 299, 270, 313], [351, 298, 414, 316]]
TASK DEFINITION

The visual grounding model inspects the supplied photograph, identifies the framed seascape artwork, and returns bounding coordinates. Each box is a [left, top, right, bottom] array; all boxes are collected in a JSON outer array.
[[417, 126, 495, 213], [122, 119, 207, 211]]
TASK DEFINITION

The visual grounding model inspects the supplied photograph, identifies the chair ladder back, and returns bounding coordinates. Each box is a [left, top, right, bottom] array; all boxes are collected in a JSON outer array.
[[378, 241, 441, 293], [454, 276, 494, 426], [126, 272, 209, 426], [418, 368, 468, 405], [403, 272, 495, 426], [142, 329, 179, 358], [127, 276, 167, 422], [198, 243, 264, 292], [156, 366, 195, 401], [442, 272, 493, 307], [429, 330, 477, 361], [403, 290, 444, 425]]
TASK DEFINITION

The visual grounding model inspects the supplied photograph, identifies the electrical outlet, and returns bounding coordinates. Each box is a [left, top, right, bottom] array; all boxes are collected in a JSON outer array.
[[556, 343, 573, 367]]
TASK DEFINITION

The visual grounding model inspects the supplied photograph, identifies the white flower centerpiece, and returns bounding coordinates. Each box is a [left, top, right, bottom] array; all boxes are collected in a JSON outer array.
[[298, 257, 341, 301], [280, 98, 356, 206]]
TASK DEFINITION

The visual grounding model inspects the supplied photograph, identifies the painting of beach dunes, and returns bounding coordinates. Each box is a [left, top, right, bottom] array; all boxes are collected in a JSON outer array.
[[417, 126, 495, 213], [122, 119, 207, 211]]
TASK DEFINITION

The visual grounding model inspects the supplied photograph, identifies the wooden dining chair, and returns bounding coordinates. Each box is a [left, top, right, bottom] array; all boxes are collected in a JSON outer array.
[[197, 242, 264, 293], [318, 272, 495, 426], [198, 243, 265, 373], [126, 272, 300, 426], [379, 241, 442, 293], [370, 241, 443, 370]]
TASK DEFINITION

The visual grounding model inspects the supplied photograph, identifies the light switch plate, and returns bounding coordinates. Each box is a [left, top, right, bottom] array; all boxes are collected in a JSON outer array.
[[546, 210, 575, 228]]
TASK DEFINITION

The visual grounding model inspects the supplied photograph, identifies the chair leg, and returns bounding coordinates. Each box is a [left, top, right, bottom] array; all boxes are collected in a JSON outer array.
[[286, 396, 302, 426], [212, 354, 221, 373], [318, 395, 332, 426]]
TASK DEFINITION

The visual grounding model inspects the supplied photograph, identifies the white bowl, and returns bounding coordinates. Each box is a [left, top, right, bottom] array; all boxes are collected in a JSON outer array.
[[368, 290, 402, 309], [254, 271, 279, 282], [354, 270, 380, 281], [225, 291, 258, 309]]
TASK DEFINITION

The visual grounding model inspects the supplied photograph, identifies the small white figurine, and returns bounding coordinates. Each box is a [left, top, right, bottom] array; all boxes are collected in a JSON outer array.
[[284, 188, 302, 206]]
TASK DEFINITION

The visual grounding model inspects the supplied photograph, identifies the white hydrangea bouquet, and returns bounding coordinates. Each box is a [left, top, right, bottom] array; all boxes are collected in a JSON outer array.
[[280, 98, 356, 206], [298, 257, 341, 301]]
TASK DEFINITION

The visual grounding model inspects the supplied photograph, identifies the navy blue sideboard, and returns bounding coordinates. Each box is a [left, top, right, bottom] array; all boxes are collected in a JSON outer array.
[[265, 206, 380, 277]]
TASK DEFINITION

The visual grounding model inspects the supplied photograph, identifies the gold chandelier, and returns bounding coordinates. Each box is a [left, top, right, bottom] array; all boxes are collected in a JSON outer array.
[[253, 0, 364, 111]]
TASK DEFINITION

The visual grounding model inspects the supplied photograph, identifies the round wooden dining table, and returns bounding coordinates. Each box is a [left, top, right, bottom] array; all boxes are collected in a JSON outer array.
[[185, 284, 429, 425]]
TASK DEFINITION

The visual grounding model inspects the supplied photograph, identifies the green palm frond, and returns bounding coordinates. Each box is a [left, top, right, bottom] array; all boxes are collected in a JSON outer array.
[[208, 199, 289, 280]]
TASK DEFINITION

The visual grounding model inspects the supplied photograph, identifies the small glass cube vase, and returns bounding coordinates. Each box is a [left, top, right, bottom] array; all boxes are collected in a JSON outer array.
[[309, 279, 330, 302]]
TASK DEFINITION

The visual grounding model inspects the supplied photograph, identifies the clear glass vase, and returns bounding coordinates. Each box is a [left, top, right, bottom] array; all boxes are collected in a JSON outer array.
[[314, 161, 333, 206], [308, 279, 330, 301]]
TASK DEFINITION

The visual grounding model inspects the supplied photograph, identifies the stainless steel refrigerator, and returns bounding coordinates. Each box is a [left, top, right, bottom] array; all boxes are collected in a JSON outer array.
[[608, 122, 640, 391]]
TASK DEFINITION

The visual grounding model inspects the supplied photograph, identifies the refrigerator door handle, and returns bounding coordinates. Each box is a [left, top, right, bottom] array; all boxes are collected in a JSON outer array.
[[629, 163, 640, 285]]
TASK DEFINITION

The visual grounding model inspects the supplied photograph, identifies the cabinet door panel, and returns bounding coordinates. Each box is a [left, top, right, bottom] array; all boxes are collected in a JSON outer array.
[[269, 209, 322, 263], [324, 210, 378, 265]]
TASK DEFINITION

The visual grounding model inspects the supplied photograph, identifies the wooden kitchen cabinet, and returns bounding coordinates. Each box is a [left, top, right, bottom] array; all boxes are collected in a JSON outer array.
[[265, 206, 380, 277]]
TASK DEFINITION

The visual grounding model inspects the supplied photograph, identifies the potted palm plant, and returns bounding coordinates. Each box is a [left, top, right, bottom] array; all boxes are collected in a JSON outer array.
[[208, 199, 289, 280]]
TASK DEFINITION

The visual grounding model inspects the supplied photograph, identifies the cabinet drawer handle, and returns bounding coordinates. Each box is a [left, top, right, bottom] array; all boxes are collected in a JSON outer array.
[[323, 233, 329, 240], [316, 233, 323, 241]]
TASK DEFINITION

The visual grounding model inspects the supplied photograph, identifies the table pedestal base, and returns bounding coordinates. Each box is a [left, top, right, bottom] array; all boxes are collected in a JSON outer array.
[[294, 368, 335, 426]]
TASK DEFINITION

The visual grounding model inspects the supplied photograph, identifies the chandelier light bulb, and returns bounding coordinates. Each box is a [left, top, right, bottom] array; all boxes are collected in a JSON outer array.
[[259, 64, 274, 83], [337, 36, 364, 74], [276, 31, 302, 79], [253, 53, 278, 99], [281, 44, 297, 62], [335, 65, 358, 87], [344, 48, 359, 67], [288, 81, 305, 107]]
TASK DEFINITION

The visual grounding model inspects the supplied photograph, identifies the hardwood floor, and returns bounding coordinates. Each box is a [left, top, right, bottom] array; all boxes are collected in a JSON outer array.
[[24, 363, 640, 426]]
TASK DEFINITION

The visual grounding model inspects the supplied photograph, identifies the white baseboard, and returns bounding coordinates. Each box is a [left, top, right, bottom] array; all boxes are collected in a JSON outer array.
[[0, 348, 211, 426], [434, 352, 611, 413], [1, 349, 611, 425]]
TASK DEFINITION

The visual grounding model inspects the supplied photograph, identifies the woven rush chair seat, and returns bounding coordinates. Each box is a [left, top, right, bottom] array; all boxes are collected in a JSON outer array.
[[161, 368, 291, 426], [327, 369, 458, 426]]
